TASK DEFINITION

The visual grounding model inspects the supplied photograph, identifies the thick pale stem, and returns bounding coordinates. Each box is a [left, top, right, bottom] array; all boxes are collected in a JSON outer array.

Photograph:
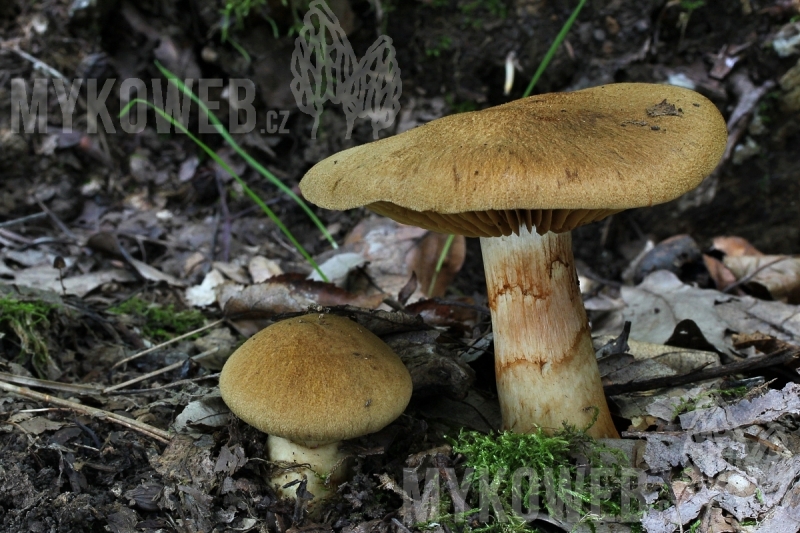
[[480, 228, 618, 439], [268, 435, 349, 502]]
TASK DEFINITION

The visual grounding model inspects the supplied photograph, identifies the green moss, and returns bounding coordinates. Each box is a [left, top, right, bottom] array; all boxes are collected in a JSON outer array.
[[109, 297, 205, 341], [441, 426, 642, 532], [0, 296, 56, 377]]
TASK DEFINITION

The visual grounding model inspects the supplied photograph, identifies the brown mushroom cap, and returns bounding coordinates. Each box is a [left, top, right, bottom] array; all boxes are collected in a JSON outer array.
[[300, 83, 727, 237], [219, 314, 412, 446]]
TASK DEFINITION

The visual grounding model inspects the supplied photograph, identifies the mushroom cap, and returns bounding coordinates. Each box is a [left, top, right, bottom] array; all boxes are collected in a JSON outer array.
[[219, 314, 412, 446], [300, 83, 727, 237]]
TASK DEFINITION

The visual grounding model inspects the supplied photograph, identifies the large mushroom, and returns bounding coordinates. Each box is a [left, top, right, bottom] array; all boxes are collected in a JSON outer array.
[[219, 314, 413, 500], [299, 83, 727, 439]]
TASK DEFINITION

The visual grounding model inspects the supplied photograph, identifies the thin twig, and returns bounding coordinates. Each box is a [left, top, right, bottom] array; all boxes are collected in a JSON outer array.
[[8, 46, 70, 80], [0, 212, 47, 228], [604, 345, 800, 395], [0, 381, 171, 443], [103, 347, 219, 393], [392, 518, 413, 533], [0, 227, 32, 244], [0, 371, 102, 395], [108, 373, 220, 395], [722, 256, 792, 294], [36, 199, 79, 241], [110, 319, 225, 370]]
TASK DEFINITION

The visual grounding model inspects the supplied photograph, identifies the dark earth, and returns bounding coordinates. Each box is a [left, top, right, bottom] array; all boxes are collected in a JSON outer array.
[[1, 0, 799, 531]]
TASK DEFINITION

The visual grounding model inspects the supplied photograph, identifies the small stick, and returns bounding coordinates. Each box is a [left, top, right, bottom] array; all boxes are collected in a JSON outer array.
[[110, 319, 225, 370], [0, 381, 171, 443], [722, 256, 792, 294], [604, 345, 799, 395], [37, 199, 79, 241], [103, 347, 219, 393], [0, 371, 102, 395], [108, 373, 220, 395], [0, 227, 32, 244], [0, 212, 47, 228]]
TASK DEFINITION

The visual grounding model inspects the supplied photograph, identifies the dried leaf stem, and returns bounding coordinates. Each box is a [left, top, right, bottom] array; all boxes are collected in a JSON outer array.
[[103, 347, 219, 393], [110, 318, 225, 369], [0, 381, 171, 443]]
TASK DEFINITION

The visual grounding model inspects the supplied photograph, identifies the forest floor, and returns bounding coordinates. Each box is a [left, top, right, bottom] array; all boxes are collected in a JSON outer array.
[[1, 0, 800, 532]]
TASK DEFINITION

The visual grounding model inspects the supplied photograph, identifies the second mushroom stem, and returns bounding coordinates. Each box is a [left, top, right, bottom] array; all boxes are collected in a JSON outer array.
[[480, 227, 619, 439]]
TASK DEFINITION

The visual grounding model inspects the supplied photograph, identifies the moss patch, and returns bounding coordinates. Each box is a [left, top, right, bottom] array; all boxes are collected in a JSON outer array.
[[109, 297, 205, 341]]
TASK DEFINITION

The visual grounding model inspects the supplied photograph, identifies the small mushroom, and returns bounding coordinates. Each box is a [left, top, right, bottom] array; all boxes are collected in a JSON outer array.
[[299, 83, 727, 439], [219, 314, 413, 501]]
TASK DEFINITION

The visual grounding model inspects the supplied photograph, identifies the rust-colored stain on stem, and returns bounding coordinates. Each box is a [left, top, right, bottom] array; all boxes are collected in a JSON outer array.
[[481, 228, 618, 438]]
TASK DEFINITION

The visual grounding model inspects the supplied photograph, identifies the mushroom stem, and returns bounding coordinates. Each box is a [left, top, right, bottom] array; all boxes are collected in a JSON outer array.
[[480, 227, 619, 439], [268, 435, 349, 501]]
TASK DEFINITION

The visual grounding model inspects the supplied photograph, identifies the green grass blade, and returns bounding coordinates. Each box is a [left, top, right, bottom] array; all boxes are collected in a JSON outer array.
[[119, 98, 329, 282], [428, 233, 456, 296], [154, 61, 339, 250], [522, 0, 587, 98]]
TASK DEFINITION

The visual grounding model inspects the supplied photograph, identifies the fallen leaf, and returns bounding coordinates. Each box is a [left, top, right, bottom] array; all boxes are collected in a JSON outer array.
[[616, 271, 730, 351], [343, 216, 465, 301], [218, 274, 385, 318], [185, 269, 226, 307], [173, 393, 230, 434], [723, 254, 800, 304], [595, 271, 800, 353], [405, 298, 482, 333], [633, 234, 701, 283], [128, 258, 186, 287], [703, 254, 739, 293], [711, 236, 764, 257], [248, 256, 282, 283], [17, 416, 66, 435], [307, 252, 367, 286], [212, 261, 250, 284], [2, 265, 136, 297]]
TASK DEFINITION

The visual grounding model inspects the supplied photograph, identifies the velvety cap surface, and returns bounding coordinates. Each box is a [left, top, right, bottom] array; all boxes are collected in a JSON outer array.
[[219, 314, 412, 445], [299, 83, 727, 236]]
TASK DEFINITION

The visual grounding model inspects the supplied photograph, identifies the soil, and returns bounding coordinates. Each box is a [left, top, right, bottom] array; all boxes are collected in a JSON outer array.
[[1, 0, 799, 532]]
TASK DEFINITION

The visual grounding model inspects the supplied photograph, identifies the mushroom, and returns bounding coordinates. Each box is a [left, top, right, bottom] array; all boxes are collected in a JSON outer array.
[[219, 313, 413, 500], [299, 83, 727, 439]]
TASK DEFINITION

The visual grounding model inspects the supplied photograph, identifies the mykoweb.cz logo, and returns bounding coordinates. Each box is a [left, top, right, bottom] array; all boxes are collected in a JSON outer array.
[[9, 1, 401, 139], [400, 465, 647, 526], [9, 77, 269, 135], [399, 422, 796, 527]]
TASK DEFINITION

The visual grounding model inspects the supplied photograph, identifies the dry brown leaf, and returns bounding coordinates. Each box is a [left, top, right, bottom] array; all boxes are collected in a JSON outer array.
[[128, 258, 185, 287], [218, 274, 385, 318], [343, 216, 466, 300], [723, 254, 800, 303], [3, 265, 136, 297], [248, 256, 282, 282], [703, 254, 739, 293], [711, 236, 764, 257], [408, 231, 466, 298], [212, 261, 249, 284], [405, 298, 481, 333]]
